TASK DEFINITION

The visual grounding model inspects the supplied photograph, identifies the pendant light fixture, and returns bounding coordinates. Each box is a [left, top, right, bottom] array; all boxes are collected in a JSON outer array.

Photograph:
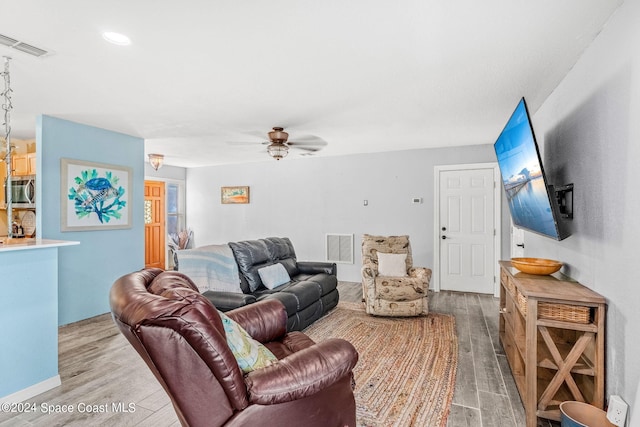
[[148, 153, 164, 170]]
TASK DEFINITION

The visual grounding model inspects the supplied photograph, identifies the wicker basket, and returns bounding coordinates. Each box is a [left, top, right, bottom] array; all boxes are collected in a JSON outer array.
[[516, 291, 591, 324], [505, 276, 516, 296]]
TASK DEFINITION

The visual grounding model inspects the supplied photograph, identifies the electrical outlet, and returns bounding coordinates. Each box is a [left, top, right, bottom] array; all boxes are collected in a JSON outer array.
[[607, 395, 628, 426]]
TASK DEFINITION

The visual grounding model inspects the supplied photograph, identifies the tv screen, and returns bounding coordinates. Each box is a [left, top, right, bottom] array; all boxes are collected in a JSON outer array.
[[494, 98, 569, 240]]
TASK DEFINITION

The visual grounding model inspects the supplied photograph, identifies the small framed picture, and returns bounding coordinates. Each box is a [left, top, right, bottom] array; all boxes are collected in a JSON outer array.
[[221, 186, 250, 204]]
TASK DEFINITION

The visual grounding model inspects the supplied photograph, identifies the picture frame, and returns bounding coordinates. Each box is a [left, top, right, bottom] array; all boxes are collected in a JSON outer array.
[[221, 186, 250, 204], [61, 158, 133, 231]]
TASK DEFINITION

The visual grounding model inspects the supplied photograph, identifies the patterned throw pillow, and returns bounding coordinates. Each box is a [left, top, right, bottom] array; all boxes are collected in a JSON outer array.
[[217, 310, 278, 373]]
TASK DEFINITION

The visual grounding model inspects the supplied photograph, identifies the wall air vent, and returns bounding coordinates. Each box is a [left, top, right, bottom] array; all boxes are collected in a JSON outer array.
[[0, 34, 19, 47], [326, 233, 354, 264], [0, 33, 49, 57]]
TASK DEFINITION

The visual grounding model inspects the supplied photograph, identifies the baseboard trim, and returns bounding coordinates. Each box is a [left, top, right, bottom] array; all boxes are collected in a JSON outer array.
[[0, 376, 61, 404]]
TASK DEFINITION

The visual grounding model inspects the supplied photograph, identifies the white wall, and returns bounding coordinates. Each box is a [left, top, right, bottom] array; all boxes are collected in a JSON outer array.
[[186, 144, 503, 282], [144, 163, 187, 181], [525, 0, 640, 413]]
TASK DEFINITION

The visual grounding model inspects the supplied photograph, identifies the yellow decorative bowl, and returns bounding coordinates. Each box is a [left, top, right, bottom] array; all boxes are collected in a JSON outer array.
[[511, 257, 563, 275]]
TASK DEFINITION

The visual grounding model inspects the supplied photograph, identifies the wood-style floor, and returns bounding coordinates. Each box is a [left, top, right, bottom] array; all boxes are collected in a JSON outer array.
[[1, 282, 557, 427]]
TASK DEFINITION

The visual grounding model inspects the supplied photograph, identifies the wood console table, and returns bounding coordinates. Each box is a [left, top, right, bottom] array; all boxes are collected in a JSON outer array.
[[498, 261, 606, 427]]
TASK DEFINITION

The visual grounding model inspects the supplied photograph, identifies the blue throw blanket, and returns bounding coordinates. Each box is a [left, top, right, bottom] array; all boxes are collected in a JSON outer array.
[[176, 244, 242, 293]]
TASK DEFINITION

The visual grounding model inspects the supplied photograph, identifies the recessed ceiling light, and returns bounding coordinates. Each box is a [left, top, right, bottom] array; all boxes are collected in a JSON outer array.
[[102, 32, 131, 46]]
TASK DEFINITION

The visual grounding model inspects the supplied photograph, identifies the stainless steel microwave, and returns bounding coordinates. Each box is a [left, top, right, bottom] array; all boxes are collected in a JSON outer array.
[[5, 175, 35, 208]]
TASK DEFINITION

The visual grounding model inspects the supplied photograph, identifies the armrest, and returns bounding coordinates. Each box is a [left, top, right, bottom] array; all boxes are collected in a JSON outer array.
[[202, 290, 257, 312], [361, 265, 376, 278], [409, 267, 432, 284], [297, 261, 336, 275], [227, 299, 287, 343], [245, 338, 358, 405]]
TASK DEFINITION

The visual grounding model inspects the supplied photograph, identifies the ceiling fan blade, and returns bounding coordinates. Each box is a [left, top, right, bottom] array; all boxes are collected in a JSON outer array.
[[288, 140, 327, 148], [288, 135, 327, 146], [227, 140, 266, 145], [241, 130, 267, 138], [290, 145, 322, 152]]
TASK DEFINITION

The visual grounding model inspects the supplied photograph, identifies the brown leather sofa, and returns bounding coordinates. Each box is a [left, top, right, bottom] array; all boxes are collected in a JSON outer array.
[[110, 268, 359, 427]]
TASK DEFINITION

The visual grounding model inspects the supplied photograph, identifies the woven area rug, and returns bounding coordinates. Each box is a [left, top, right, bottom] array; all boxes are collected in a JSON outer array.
[[304, 302, 458, 427]]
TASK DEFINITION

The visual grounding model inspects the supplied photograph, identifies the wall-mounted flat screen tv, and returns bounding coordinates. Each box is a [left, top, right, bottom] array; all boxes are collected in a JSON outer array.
[[494, 98, 569, 240]]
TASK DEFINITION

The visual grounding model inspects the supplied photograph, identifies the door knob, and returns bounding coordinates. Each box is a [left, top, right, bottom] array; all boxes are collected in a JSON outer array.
[[442, 235, 447, 240]]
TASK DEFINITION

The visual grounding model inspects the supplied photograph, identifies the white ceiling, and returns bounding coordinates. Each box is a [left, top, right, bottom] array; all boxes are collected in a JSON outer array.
[[0, 0, 623, 167]]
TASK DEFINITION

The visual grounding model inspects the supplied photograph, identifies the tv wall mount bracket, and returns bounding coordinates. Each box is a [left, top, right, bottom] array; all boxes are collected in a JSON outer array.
[[554, 184, 574, 219]]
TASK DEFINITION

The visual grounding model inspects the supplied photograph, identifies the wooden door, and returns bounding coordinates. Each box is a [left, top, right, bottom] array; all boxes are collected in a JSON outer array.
[[438, 167, 496, 294], [144, 180, 165, 269]]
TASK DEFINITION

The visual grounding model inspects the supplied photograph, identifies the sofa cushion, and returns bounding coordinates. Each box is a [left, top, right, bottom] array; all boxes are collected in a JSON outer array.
[[296, 273, 338, 296], [217, 310, 278, 373], [278, 258, 299, 278], [257, 291, 300, 315], [264, 237, 294, 259], [256, 280, 323, 312], [282, 281, 323, 309], [229, 240, 272, 292], [258, 263, 291, 290], [264, 237, 300, 277]]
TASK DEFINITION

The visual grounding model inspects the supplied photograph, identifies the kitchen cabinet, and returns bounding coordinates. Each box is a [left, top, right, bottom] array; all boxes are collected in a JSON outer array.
[[11, 153, 36, 176], [28, 152, 36, 174], [498, 261, 606, 427]]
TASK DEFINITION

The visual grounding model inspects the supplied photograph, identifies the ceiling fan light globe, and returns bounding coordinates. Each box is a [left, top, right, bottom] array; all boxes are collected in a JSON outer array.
[[267, 142, 289, 161]]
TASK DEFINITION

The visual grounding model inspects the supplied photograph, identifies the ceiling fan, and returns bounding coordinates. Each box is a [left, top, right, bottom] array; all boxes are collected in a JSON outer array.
[[264, 127, 328, 160], [231, 127, 327, 161]]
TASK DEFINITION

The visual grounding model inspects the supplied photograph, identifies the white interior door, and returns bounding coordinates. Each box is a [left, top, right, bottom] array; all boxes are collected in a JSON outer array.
[[437, 166, 497, 294]]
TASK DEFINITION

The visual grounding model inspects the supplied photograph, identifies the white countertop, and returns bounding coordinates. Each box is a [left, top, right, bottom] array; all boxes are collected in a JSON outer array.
[[0, 238, 80, 252]]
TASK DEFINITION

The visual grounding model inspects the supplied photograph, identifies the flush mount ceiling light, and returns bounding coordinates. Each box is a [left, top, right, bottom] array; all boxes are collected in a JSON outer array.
[[102, 32, 131, 46], [148, 153, 164, 170]]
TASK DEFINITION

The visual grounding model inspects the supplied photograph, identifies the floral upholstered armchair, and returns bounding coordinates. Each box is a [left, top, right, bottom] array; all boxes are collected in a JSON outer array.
[[361, 234, 431, 316]]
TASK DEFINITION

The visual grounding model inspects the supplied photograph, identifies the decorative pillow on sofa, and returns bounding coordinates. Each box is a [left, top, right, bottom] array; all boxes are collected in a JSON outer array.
[[258, 263, 291, 290], [377, 252, 408, 277], [217, 310, 278, 373]]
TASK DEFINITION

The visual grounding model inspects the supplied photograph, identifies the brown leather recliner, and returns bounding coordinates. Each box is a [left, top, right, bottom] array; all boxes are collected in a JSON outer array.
[[110, 268, 359, 427]]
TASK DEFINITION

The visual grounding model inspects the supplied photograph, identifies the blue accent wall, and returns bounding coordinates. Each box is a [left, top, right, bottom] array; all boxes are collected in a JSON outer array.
[[38, 115, 145, 325], [0, 247, 58, 396]]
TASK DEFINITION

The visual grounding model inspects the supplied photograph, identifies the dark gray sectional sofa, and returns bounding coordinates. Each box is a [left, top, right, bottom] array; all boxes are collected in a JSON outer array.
[[201, 237, 339, 331]]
